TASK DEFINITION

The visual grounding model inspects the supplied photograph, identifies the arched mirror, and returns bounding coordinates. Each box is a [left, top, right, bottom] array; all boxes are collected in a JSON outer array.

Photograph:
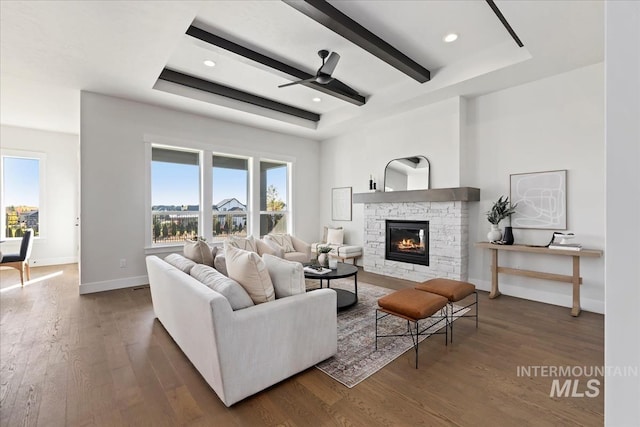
[[384, 156, 430, 191]]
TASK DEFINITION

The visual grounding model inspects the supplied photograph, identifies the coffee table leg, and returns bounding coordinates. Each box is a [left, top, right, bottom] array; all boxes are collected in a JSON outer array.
[[354, 273, 358, 302]]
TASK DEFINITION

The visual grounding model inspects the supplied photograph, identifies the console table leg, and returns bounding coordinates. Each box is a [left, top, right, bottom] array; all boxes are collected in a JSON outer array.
[[489, 249, 501, 299], [571, 256, 581, 316]]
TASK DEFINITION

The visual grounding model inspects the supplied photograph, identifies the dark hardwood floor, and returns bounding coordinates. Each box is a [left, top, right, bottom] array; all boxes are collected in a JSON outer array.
[[0, 264, 604, 426]]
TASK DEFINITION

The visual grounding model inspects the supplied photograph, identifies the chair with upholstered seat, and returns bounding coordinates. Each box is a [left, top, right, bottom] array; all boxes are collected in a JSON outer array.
[[0, 229, 34, 286]]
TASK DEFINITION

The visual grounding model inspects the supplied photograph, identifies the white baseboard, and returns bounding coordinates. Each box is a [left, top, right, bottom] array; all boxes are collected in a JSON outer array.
[[29, 256, 78, 267], [80, 275, 149, 294], [470, 277, 604, 314]]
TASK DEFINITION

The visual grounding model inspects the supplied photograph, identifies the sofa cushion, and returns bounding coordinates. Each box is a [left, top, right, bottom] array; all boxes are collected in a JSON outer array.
[[190, 264, 254, 310], [326, 228, 344, 245], [184, 239, 214, 266], [267, 234, 295, 253], [164, 253, 197, 274], [224, 244, 275, 304], [226, 235, 257, 253], [262, 254, 306, 298]]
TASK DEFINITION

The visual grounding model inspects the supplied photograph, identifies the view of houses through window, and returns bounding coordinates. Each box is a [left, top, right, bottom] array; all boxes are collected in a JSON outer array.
[[212, 155, 248, 242], [151, 146, 289, 245], [2, 155, 41, 239]]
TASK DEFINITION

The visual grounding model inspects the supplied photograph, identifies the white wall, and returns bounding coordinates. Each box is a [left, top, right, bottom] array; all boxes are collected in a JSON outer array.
[[466, 63, 605, 313], [0, 125, 79, 266], [320, 64, 605, 313], [80, 92, 320, 293], [605, 1, 640, 424], [319, 97, 464, 250]]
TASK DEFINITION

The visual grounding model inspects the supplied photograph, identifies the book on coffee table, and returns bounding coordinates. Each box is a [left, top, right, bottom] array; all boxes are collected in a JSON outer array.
[[303, 266, 332, 275]]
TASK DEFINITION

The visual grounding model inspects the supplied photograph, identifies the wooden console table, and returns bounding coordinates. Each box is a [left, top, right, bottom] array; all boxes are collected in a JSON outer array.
[[474, 243, 602, 316]]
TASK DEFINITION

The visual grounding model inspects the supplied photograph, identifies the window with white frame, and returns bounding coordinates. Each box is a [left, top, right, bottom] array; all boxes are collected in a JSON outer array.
[[259, 160, 289, 236], [147, 144, 292, 246], [1, 151, 44, 239], [151, 146, 200, 245], [212, 155, 249, 242]]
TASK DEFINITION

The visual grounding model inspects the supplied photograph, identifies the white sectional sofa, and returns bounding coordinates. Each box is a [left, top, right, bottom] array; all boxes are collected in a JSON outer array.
[[145, 255, 337, 406]]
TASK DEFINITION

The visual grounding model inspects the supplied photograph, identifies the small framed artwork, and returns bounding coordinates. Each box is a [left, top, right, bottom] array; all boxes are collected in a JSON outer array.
[[332, 187, 352, 221], [510, 170, 567, 229]]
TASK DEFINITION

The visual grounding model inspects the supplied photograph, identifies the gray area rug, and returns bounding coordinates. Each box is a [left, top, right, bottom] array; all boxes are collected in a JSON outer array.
[[314, 279, 468, 388]]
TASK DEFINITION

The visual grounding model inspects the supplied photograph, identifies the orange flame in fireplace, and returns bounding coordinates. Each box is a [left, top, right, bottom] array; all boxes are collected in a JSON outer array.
[[397, 239, 424, 250]]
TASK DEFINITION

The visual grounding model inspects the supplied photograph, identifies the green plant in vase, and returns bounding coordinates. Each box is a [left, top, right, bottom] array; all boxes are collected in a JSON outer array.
[[486, 196, 518, 243], [316, 245, 333, 267]]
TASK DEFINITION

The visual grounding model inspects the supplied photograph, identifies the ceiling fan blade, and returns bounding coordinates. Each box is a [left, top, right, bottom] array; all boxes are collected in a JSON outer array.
[[278, 77, 316, 88], [329, 78, 360, 96], [319, 52, 340, 75]]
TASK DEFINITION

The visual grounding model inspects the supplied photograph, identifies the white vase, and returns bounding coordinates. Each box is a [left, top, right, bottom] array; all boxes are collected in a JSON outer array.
[[487, 224, 502, 242], [317, 253, 328, 267]]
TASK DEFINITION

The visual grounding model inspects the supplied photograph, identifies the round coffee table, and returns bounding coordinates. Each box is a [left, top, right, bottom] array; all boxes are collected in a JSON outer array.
[[304, 262, 358, 310]]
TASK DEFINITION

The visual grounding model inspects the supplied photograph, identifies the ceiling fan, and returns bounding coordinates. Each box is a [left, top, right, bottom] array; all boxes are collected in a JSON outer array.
[[278, 49, 359, 95]]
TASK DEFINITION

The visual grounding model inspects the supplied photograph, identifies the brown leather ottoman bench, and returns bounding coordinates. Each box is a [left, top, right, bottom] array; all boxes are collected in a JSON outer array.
[[415, 278, 478, 343], [376, 288, 449, 368]]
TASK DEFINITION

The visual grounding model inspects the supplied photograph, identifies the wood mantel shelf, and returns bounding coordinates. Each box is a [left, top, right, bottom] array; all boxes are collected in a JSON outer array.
[[353, 187, 480, 204], [475, 242, 603, 316]]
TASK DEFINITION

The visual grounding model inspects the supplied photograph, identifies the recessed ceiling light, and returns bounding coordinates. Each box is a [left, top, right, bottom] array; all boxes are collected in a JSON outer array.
[[203, 60, 216, 67], [443, 33, 458, 43], [312, 97, 322, 103]]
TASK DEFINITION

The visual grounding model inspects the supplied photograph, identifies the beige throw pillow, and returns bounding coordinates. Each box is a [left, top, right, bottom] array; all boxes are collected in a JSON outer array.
[[262, 254, 306, 298], [268, 234, 296, 253], [322, 226, 342, 243], [224, 244, 275, 304], [256, 238, 281, 257], [183, 239, 214, 266], [226, 235, 257, 253], [326, 228, 344, 245]]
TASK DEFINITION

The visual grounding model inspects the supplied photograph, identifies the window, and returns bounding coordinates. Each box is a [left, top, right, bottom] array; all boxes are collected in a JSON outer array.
[[260, 161, 289, 236], [146, 143, 293, 247], [151, 147, 200, 244], [1, 153, 43, 239], [212, 155, 248, 242]]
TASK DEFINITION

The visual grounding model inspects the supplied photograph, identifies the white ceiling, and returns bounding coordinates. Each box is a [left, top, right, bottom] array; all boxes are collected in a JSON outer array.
[[0, 1, 603, 140]]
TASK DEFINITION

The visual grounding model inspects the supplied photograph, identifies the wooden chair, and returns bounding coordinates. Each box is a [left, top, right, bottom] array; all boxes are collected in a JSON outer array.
[[0, 229, 34, 286]]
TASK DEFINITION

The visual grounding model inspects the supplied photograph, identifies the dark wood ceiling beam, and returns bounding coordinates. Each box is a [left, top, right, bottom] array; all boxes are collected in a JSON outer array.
[[158, 68, 320, 122], [186, 25, 365, 106], [485, 0, 524, 47], [283, 0, 431, 83]]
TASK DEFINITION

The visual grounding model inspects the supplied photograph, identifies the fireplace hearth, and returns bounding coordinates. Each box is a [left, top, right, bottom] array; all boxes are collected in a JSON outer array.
[[385, 220, 429, 266]]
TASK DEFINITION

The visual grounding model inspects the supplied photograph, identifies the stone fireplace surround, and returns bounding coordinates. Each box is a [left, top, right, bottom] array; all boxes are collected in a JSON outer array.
[[353, 188, 480, 283]]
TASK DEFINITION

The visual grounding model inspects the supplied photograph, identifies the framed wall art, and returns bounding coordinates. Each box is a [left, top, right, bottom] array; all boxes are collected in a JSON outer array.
[[332, 187, 352, 221], [510, 170, 567, 229]]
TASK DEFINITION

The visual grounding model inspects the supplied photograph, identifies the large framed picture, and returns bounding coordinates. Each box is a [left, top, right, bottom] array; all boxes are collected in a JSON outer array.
[[332, 187, 352, 221], [510, 170, 567, 229]]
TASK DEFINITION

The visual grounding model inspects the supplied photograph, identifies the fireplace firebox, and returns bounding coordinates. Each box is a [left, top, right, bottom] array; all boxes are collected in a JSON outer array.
[[385, 220, 429, 266]]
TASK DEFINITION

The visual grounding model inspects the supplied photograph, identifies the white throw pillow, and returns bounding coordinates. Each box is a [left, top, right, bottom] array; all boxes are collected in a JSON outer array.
[[183, 239, 214, 266], [224, 244, 275, 304], [262, 254, 306, 298], [322, 226, 342, 243], [268, 234, 296, 253], [190, 264, 254, 310], [226, 235, 257, 253], [326, 228, 344, 245]]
